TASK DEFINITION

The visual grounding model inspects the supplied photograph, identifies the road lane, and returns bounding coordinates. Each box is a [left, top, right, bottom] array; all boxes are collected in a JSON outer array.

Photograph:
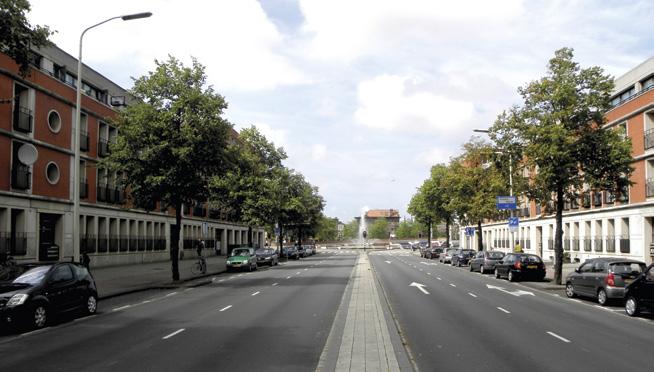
[[370, 251, 654, 371], [0, 251, 358, 372]]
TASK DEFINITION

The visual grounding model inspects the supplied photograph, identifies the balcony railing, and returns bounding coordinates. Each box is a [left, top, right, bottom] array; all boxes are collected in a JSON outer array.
[[564, 239, 570, 251], [129, 237, 138, 252], [593, 192, 602, 206], [645, 128, 654, 150], [11, 164, 31, 190], [146, 235, 154, 251], [620, 236, 630, 253], [583, 238, 591, 252], [647, 178, 654, 198], [97, 234, 108, 253], [193, 204, 207, 217], [594, 238, 603, 252], [572, 238, 580, 251], [606, 236, 616, 253], [571, 198, 579, 209], [13, 106, 33, 133], [119, 236, 129, 252], [80, 130, 89, 152], [137, 236, 145, 251], [81, 234, 97, 254], [7, 232, 27, 256], [582, 194, 591, 208], [98, 137, 109, 157], [521, 207, 530, 217], [109, 235, 119, 252], [604, 191, 615, 205]]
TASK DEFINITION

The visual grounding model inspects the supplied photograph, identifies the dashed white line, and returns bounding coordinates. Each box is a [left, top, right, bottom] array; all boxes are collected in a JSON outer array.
[[272, 282, 278, 286], [286, 276, 292, 279], [304, 268, 308, 271], [162, 328, 185, 340], [184, 288, 194, 292], [112, 305, 131, 312], [296, 271, 301, 275], [497, 307, 511, 314], [251, 291, 260, 296], [218, 279, 225, 282], [547, 331, 571, 343], [449, 284, 456, 287], [427, 273, 432, 275], [219, 305, 233, 312], [165, 292, 178, 297], [437, 277, 442, 280], [141, 300, 152, 304], [468, 292, 477, 298]]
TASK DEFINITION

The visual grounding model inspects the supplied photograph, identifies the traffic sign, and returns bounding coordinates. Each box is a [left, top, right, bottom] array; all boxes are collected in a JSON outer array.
[[508, 217, 519, 232], [496, 196, 517, 210], [465, 227, 475, 236]]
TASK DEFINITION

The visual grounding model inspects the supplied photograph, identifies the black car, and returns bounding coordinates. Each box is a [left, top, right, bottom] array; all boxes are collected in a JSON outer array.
[[494, 253, 546, 282], [451, 249, 476, 267], [0, 263, 98, 330], [625, 264, 654, 316], [255, 248, 279, 266], [469, 251, 505, 273], [282, 246, 299, 260], [425, 247, 443, 260]]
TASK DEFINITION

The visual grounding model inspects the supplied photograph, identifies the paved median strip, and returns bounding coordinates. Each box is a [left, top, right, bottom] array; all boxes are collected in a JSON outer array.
[[162, 328, 185, 340], [547, 331, 571, 343]]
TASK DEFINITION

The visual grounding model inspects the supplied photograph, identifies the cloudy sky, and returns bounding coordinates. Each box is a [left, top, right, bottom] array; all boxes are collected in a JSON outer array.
[[27, 0, 654, 222]]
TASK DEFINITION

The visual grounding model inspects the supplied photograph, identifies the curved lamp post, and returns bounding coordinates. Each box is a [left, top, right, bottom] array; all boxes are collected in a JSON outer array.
[[73, 12, 152, 263]]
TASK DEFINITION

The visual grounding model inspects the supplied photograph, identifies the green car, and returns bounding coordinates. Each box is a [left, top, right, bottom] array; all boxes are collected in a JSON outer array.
[[226, 247, 258, 272]]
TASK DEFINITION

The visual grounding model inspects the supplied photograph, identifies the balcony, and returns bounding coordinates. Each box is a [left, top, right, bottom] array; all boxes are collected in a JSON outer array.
[[582, 194, 591, 208], [571, 198, 579, 209], [13, 106, 33, 133], [81, 234, 96, 253], [572, 238, 580, 251], [146, 235, 154, 251], [520, 207, 530, 218], [7, 232, 27, 256], [129, 237, 138, 252], [80, 179, 88, 199], [619, 186, 629, 203], [109, 235, 119, 252], [193, 204, 207, 217], [604, 191, 615, 205], [583, 238, 591, 252], [119, 236, 128, 252], [11, 164, 31, 190], [593, 192, 602, 206], [647, 178, 654, 198], [97, 234, 108, 253], [98, 137, 109, 157], [620, 237, 630, 253], [594, 238, 603, 252], [645, 128, 654, 150], [137, 236, 145, 251], [80, 130, 89, 152]]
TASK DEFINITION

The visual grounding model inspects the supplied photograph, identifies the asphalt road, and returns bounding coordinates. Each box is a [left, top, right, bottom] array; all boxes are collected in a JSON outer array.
[[369, 250, 654, 372], [0, 250, 358, 372]]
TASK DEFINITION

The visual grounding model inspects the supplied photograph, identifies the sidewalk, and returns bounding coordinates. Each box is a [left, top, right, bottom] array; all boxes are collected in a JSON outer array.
[[91, 255, 227, 299], [335, 254, 400, 372]]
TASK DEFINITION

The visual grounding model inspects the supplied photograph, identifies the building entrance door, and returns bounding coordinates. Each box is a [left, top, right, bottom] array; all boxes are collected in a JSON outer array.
[[39, 213, 60, 261]]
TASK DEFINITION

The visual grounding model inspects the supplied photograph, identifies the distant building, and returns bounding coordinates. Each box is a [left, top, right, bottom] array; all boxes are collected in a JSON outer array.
[[355, 209, 401, 236]]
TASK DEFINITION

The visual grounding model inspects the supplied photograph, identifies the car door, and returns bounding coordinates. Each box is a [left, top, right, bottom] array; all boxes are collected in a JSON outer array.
[[499, 254, 513, 276], [640, 266, 654, 308], [572, 262, 593, 296], [45, 264, 77, 311], [472, 252, 483, 270]]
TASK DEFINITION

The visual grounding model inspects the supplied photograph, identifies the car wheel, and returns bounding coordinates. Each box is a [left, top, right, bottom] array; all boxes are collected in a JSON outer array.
[[508, 271, 516, 282], [625, 296, 640, 317], [495, 268, 500, 279], [479, 265, 485, 274], [32, 304, 48, 329], [85, 294, 98, 315], [597, 288, 608, 306], [565, 283, 576, 298]]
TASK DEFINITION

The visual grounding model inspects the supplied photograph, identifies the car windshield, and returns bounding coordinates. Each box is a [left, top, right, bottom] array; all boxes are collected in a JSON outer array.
[[232, 249, 250, 256], [11, 265, 51, 285], [488, 252, 505, 259], [520, 255, 542, 263], [611, 262, 646, 274], [255, 249, 266, 254]]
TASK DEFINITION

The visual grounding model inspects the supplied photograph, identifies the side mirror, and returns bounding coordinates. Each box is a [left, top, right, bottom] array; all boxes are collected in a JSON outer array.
[[574, 268, 580, 273]]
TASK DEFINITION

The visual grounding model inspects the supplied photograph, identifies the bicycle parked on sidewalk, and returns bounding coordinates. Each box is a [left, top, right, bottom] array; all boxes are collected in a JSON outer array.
[[191, 256, 207, 275]]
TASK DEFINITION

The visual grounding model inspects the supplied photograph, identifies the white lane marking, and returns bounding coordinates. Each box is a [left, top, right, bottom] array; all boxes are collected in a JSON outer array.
[[497, 307, 511, 314], [141, 300, 152, 304], [252, 291, 260, 296], [286, 276, 292, 279], [409, 282, 430, 294], [272, 283, 278, 286], [304, 268, 308, 271], [385, 261, 392, 264], [468, 292, 478, 298], [419, 269, 424, 272], [113, 305, 131, 312], [219, 279, 225, 282], [162, 328, 186, 340], [165, 292, 178, 297], [219, 305, 233, 312], [449, 284, 456, 288], [437, 277, 442, 280], [547, 331, 571, 343], [427, 272, 432, 275], [237, 274, 244, 277], [296, 271, 301, 275], [593, 305, 622, 312], [184, 288, 194, 292]]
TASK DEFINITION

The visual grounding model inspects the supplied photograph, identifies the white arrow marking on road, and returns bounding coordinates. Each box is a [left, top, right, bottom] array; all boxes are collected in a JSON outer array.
[[162, 328, 185, 340], [486, 284, 535, 297], [410, 282, 430, 294], [385, 261, 392, 264]]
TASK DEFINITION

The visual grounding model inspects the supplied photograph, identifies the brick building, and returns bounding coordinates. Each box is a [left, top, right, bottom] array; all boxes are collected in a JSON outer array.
[[462, 57, 654, 265], [0, 44, 263, 267], [356, 209, 401, 235]]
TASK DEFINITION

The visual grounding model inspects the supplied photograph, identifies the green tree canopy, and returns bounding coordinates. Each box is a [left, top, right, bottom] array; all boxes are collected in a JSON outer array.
[[342, 219, 359, 239], [314, 215, 339, 241], [490, 47, 634, 283], [105, 56, 233, 280], [368, 218, 389, 239], [0, 0, 53, 75]]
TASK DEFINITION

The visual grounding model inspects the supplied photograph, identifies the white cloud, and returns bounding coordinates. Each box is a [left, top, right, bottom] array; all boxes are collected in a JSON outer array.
[[354, 74, 474, 134], [415, 147, 457, 166], [311, 144, 327, 161], [250, 122, 288, 151]]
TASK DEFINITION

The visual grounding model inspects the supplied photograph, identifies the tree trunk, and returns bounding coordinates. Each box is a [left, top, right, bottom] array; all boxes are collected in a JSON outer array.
[[445, 219, 450, 247], [297, 227, 303, 247], [477, 220, 483, 251], [554, 184, 565, 285], [278, 225, 284, 259], [427, 220, 432, 251], [247, 226, 253, 246], [171, 202, 182, 281]]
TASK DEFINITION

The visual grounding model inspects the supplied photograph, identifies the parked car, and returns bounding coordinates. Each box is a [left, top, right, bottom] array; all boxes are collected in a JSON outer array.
[[297, 246, 306, 258], [451, 249, 476, 267], [494, 253, 546, 282], [255, 248, 279, 266], [439, 248, 458, 264], [565, 258, 646, 305], [425, 247, 443, 260], [469, 251, 506, 273], [282, 246, 299, 260], [302, 245, 313, 256], [399, 242, 412, 249], [226, 247, 257, 272], [0, 263, 98, 330], [625, 264, 654, 316]]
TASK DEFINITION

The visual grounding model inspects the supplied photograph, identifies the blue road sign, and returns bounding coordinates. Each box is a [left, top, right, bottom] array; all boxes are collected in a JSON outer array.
[[508, 217, 519, 232], [496, 196, 517, 210], [465, 227, 476, 236]]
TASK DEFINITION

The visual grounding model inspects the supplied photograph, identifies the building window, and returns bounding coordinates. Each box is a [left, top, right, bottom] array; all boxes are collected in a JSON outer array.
[[11, 142, 31, 190], [13, 83, 32, 133], [45, 162, 60, 185], [642, 76, 654, 92], [47, 110, 61, 133], [79, 113, 89, 152]]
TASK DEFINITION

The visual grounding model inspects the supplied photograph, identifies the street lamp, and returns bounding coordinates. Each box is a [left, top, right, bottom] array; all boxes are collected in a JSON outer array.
[[73, 12, 152, 263]]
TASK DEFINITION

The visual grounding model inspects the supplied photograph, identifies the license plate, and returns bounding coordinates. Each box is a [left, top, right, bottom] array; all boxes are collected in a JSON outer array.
[[527, 265, 537, 269]]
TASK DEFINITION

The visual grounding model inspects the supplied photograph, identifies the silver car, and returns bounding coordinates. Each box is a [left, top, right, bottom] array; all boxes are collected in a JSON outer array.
[[439, 248, 457, 264], [565, 258, 646, 305]]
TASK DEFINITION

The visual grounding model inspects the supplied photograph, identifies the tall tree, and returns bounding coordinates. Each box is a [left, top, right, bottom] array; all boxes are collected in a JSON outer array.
[[368, 218, 389, 239], [315, 215, 339, 241], [427, 164, 457, 247], [342, 219, 359, 240], [408, 182, 438, 249], [490, 48, 633, 284], [105, 56, 233, 281], [0, 0, 53, 76]]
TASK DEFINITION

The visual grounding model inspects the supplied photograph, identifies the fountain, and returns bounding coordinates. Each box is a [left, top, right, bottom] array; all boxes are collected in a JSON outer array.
[[358, 206, 369, 248]]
